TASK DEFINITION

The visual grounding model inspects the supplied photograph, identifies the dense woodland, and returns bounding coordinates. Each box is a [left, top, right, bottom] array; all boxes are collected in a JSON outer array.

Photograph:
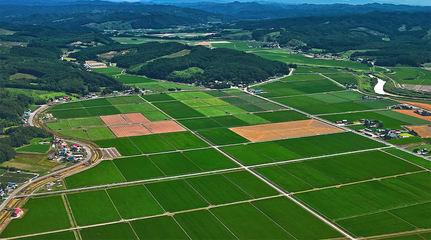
[[0, 26, 123, 95], [232, 12, 431, 66], [139, 47, 291, 87]]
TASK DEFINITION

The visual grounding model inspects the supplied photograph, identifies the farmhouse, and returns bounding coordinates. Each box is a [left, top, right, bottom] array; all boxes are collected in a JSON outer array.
[[84, 61, 107, 69], [11, 209, 22, 218]]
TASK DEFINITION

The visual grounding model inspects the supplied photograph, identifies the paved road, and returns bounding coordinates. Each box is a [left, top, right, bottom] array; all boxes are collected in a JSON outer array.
[[250, 90, 431, 164], [0, 105, 95, 211]]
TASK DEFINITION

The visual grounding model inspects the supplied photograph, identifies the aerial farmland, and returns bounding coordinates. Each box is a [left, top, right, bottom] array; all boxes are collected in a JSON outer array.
[[0, 2, 431, 239], [2, 67, 430, 239]]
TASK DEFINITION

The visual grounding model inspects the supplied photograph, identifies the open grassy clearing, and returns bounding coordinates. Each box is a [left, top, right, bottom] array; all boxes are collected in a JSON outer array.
[[221, 132, 385, 165], [255, 150, 421, 192], [15, 138, 51, 153], [1, 153, 58, 173]]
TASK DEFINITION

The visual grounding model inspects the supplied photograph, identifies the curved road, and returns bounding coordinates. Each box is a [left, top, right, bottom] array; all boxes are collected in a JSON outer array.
[[0, 104, 95, 211]]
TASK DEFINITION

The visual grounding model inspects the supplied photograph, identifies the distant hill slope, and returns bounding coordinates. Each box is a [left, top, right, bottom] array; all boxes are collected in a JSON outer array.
[[230, 11, 431, 66], [0, 1, 228, 30]]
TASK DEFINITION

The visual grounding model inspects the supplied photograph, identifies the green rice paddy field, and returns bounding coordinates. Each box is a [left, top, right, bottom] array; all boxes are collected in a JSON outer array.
[[6, 74, 430, 240]]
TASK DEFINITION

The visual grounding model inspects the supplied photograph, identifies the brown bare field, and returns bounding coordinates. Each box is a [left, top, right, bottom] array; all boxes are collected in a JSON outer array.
[[402, 101, 431, 111], [393, 110, 431, 122], [144, 121, 185, 134], [122, 113, 150, 124], [100, 114, 127, 126], [230, 119, 344, 142], [407, 125, 431, 138], [110, 124, 151, 137]]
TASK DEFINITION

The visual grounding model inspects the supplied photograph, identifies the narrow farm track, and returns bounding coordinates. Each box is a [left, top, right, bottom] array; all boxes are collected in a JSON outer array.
[[3, 88, 431, 240], [16, 146, 390, 198], [137, 95, 357, 239], [4, 194, 284, 240]]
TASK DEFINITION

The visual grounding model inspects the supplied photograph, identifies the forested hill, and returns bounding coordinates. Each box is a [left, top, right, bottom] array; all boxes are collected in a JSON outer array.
[[231, 11, 431, 66], [0, 25, 123, 95], [180, 2, 431, 20], [0, 1, 228, 30]]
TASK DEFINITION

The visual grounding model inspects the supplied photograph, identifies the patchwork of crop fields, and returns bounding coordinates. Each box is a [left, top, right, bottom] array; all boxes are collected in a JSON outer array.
[[4, 69, 431, 239]]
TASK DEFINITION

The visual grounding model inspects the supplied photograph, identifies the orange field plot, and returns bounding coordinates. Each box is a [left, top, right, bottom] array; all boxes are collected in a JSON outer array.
[[100, 114, 127, 126], [407, 125, 431, 138], [393, 110, 431, 122], [101, 113, 185, 137], [230, 119, 344, 142], [144, 121, 186, 134], [110, 124, 151, 138], [402, 101, 431, 111], [122, 113, 150, 124]]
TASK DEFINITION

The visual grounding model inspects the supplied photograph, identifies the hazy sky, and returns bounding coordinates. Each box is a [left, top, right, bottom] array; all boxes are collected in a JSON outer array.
[[128, 0, 431, 6]]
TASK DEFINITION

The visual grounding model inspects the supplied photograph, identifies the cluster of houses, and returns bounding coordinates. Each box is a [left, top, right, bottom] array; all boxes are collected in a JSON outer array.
[[42, 179, 63, 192], [48, 138, 85, 163], [335, 118, 415, 140], [412, 147, 429, 155], [391, 104, 431, 117], [0, 183, 18, 200], [21, 108, 32, 126]]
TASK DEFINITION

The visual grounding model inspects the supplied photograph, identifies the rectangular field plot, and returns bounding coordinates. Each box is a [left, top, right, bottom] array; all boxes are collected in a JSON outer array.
[[197, 128, 250, 145], [153, 101, 205, 119], [276, 91, 398, 115], [174, 210, 236, 240], [324, 73, 358, 85], [230, 119, 343, 142], [130, 131, 208, 154], [107, 185, 164, 219], [295, 172, 431, 237], [95, 138, 141, 156], [210, 202, 295, 239], [113, 156, 164, 181], [255, 150, 422, 192], [321, 110, 429, 129], [254, 110, 308, 123], [0, 196, 71, 238], [146, 179, 209, 212], [67, 190, 121, 226], [130, 216, 189, 240], [65, 160, 125, 189], [142, 93, 176, 102], [13, 231, 76, 240], [80, 223, 138, 240], [222, 132, 385, 165], [186, 174, 251, 205], [383, 148, 431, 170], [252, 197, 343, 239], [259, 75, 344, 98], [107, 96, 145, 105]]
